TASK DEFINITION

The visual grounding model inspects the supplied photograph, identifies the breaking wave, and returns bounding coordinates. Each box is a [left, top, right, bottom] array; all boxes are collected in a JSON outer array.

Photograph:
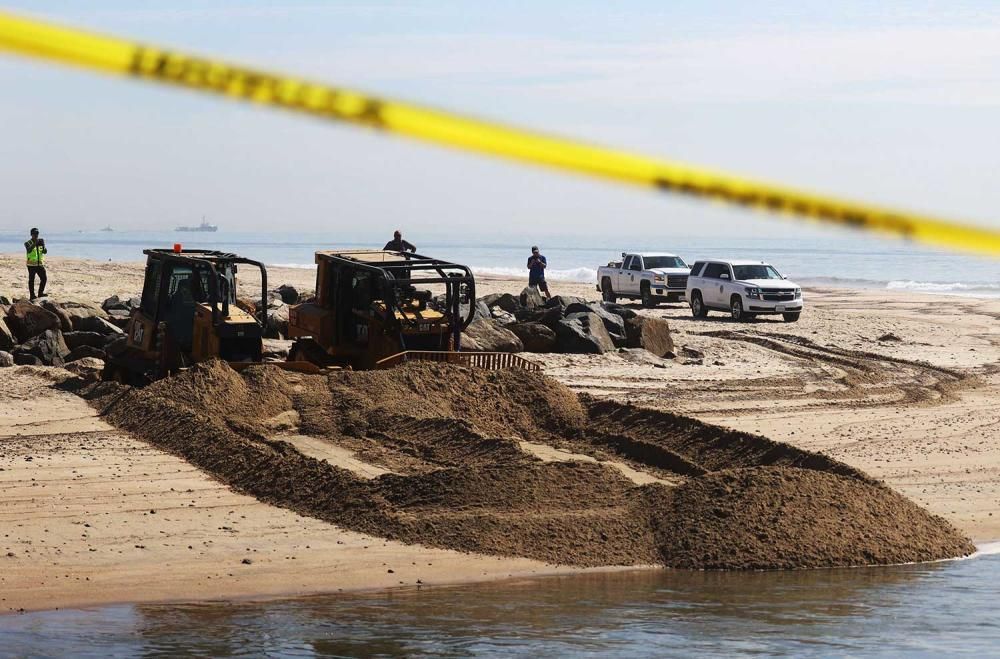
[[471, 266, 597, 282], [886, 280, 1000, 297]]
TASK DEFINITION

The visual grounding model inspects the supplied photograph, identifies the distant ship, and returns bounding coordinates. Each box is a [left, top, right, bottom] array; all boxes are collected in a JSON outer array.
[[100, 225, 114, 232], [175, 218, 218, 233]]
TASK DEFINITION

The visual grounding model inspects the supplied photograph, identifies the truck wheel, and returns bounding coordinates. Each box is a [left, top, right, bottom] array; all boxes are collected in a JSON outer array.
[[641, 283, 657, 308], [783, 312, 801, 323], [730, 296, 748, 322], [601, 278, 617, 303], [690, 291, 708, 318]]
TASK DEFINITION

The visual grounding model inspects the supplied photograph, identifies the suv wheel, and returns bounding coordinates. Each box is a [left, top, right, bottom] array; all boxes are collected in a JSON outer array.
[[690, 291, 707, 318], [783, 312, 801, 323], [641, 283, 657, 308], [601, 278, 617, 303], [730, 296, 748, 322]]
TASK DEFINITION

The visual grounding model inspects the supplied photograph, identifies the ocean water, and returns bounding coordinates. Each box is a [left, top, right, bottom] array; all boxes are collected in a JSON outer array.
[[4, 548, 1000, 657], [2, 230, 999, 298]]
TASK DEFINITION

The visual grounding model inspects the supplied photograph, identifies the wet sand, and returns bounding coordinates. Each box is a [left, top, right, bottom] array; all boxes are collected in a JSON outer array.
[[2, 255, 999, 611], [0, 368, 599, 614]]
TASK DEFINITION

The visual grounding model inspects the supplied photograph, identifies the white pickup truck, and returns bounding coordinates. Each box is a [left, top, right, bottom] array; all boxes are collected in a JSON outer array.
[[597, 252, 690, 307], [686, 259, 803, 322]]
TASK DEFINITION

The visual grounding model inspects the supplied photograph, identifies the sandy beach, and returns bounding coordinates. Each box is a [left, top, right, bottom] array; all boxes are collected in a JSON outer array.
[[3, 255, 999, 612]]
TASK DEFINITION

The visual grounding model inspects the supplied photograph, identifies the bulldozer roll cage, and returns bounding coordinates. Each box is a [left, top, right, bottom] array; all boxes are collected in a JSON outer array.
[[314, 249, 476, 350], [142, 248, 268, 328]]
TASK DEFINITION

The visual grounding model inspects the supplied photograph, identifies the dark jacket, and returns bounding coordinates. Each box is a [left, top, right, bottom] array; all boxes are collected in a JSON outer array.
[[384, 238, 416, 252]]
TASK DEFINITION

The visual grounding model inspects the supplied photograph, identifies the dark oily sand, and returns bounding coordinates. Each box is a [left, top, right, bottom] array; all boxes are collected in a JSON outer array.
[[81, 361, 974, 569]]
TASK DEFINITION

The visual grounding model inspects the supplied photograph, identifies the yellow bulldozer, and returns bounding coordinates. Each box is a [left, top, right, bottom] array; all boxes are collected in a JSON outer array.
[[286, 249, 538, 371], [103, 247, 316, 384]]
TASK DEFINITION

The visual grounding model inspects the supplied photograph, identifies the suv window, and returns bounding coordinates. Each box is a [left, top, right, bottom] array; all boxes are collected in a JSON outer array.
[[690, 261, 705, 277], [629, 256, 643, 271], [702, 263, 728, 279], [622, 255, 633, 270]]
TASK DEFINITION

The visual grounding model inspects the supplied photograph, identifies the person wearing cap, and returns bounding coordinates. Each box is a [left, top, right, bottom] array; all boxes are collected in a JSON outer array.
[[24, 227, 48, 300], [527, 246, 550, 299], [383, 230, 416, 253]]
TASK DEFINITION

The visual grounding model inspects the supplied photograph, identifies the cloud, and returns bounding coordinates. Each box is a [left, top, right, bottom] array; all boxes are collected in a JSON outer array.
[[274, 25, 1000, 107]]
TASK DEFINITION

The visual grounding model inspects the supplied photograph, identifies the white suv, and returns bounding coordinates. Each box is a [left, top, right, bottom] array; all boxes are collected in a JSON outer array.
[[686, 260, 803, 322]]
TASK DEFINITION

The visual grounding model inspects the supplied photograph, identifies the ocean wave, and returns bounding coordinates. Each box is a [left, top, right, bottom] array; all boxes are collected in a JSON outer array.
[[266, 262, 599, 283], [267, 263, 315, 269], [886, 280, 1000, 297], [471, 266, 597, 282]]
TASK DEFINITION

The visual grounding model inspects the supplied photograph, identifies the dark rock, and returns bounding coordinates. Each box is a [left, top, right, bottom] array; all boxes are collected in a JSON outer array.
[[276, 285, 299, 305], [625, 316, 674, 357], [101, 295, 126, 312], [514, 306, 564, 330], [600, 302, 637, 321], [262, 338, 293, 360], [0, 318, 15, 351], [14, 329, 70, 366], [519, 286, 545, 310], [104, 312, 132, 330], [104, 335, 128, 358], [0, 295, 10, 305], [73, 316, 124, 336], [128, 296, 142, 309], [461, 318, 523, 352], [507, 322, 557, 353], [878, 332, 902, 342], [565, 303, 626, 346], [13, 353, 42, 366], [61, 301, 108, 326], [65, 345, 107, 363], [64, 357, 105, 380], [544, 295, 588, 311], [5, 302, 60, 343], [680, 346, 704, 359], [491, 310, 516, 325], [555, 312, 615, 354], [480, 293, 502, 308], [39, 300, 73, 333], [63, 331, 107, 351], [0, 351, 12, 367], [458, 333, 483, 352], [475, 299, 491, 320], [496, 293, 520, 314], [266, 305, 289, 339]]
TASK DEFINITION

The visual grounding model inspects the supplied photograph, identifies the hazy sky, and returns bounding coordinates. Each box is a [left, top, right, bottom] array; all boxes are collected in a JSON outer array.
[[2, 1, 999, 244]]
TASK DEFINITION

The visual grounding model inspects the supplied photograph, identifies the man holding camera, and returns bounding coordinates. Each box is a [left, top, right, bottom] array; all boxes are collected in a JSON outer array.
[[25, 227, 48, 300], [526, 246, 550, 300]]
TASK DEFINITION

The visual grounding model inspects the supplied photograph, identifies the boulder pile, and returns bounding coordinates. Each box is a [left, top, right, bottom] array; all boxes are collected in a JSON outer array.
[[0, 298, 123, 369], [456, 287, 674, 356]]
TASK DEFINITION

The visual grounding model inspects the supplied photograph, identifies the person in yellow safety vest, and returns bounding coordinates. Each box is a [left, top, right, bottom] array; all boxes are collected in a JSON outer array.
[[24, 227, 48, 301]]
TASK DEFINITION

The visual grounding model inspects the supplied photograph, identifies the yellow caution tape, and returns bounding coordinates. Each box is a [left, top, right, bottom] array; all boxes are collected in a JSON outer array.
[[2, 10, 1000, 256]]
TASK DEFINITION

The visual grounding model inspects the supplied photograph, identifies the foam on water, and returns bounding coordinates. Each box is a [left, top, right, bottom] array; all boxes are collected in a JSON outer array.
[[887, 280, 1000, 298], [471, 265, 597, 282]]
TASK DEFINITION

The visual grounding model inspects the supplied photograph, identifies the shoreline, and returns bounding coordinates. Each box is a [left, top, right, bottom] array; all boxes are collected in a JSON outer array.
[[3, 253, 1000, 302], [4, 255, 1000, 613]]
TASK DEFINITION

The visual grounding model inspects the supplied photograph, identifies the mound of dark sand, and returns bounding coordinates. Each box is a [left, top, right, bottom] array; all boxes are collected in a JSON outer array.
[[644, 468, 974, 569], [82, 360, 974, 569]]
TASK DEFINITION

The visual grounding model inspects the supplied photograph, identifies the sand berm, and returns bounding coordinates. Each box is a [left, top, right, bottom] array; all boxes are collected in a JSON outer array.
[[79, 360, 973, 569]]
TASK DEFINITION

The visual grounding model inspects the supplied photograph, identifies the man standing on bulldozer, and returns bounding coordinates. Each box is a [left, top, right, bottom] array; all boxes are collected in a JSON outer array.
[[384, 230, 416, 253]]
